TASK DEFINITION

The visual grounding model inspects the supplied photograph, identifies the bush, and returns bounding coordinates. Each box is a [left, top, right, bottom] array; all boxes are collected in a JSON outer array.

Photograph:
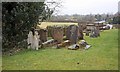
[[2, 2, 53, 50]]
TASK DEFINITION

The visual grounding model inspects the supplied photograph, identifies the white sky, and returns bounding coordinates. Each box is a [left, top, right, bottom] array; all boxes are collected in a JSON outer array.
[[56, 0, 120, 15]]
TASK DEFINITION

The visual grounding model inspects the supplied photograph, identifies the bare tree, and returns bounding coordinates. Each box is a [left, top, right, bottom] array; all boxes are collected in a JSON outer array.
[[45, 0, 63, 18]]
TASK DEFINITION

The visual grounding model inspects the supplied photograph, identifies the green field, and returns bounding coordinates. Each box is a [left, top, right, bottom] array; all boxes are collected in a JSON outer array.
[[2, 29, 118, 70]]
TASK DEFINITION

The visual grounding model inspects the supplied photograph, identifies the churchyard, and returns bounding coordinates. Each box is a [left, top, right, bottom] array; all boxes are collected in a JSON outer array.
[[2, 26, 118, 70], [2, 1, 120, 71]]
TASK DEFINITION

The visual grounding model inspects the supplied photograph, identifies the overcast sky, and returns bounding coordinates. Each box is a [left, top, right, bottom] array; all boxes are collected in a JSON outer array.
[[54, 0, 119, 15]]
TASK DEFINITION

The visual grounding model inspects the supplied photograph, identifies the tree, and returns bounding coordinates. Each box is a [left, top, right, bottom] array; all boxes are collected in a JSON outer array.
[[95, 14, 102, 21], [112, 16, 120, 24], [2, 2, 53, 50]]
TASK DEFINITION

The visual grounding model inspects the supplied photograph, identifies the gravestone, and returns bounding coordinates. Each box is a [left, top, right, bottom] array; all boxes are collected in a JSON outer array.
[[78, 24, 84, 40], [66, 25, 79, 44], [42, 39, 55, 47], [90, 27, 100, 38], [68, 44, 79, 50], [78, 40, 91, 49], [51, 27, 64, 43], [85, 30, 89, 36], [57, 40, 71, 48], [95, 26, 100, 37], [70, 25, 78, 44], [27, 29, 39, 50], [66, 25, 73, 40], [27, 31, 33, 49], [47, 26, 53, 37], [38, 29, 47, 43], [32, 31, 39, 50]]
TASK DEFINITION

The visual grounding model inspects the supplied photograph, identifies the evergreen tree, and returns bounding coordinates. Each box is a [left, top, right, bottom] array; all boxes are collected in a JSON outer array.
[[2, 2, 53, 50]]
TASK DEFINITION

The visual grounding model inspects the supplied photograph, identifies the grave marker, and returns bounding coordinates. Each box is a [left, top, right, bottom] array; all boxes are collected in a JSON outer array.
[[70, 25, 78, 44], [51, 27, 64, 43], [38, 29, 47, 42]]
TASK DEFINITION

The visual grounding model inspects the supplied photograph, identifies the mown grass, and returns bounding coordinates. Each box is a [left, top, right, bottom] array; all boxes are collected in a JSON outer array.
[[0, 55, 2, 71], [2, 29, 118, 70]]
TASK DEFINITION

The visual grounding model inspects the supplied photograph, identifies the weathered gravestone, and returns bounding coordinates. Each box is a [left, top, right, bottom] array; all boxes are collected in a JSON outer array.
[[51, 26, 64, 43], [27, 31, 33, 49], [78, 24, 84, 40], [68, 44, 79, 50], [27, 28, 39, 50], [46, 26, 53, 37], [95, 26, 100, 37], [38, 29, 47, 43], [90, 27, 100, 38], [42, 39, 56, 47], [90, 27, 95, 38], [66, 25, 78, 44], [57, 40, 71, 48], [78, 40, 91, 49], [85, 30, 89, 36], [66, 25, 73, 40]]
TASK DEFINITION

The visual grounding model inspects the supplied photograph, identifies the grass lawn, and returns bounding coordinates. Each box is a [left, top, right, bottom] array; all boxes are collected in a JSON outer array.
[[2, 29, 118, 70]]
